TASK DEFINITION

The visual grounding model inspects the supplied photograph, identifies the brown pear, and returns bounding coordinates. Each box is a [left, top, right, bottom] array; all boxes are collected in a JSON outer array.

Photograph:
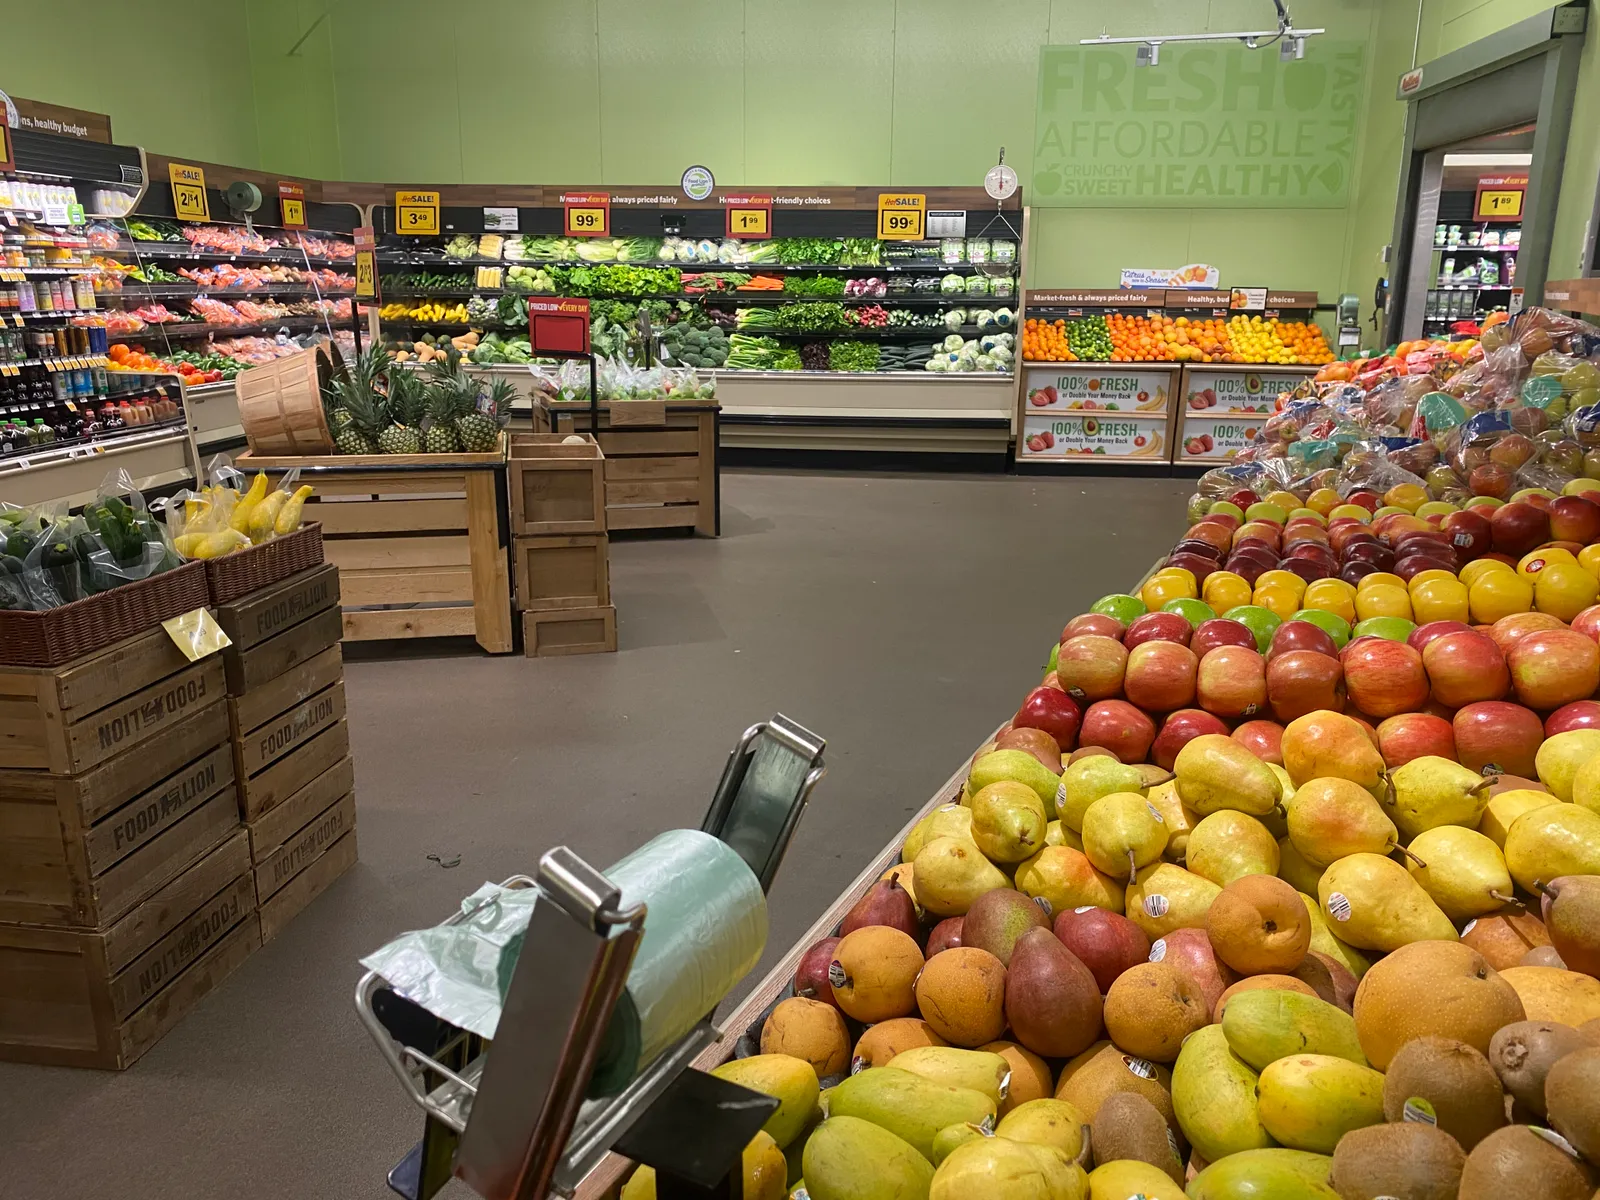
[[1004, 927, 1104, 1060], [839, 877, 919, 941], [961, 888, 1049, 967]]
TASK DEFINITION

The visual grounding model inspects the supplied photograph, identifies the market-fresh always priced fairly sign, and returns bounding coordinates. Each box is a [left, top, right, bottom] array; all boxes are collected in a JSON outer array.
[[1033, 40, 1364, 207]]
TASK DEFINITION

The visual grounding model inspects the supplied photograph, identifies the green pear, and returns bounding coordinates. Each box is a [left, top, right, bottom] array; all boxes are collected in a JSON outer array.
[[1383, 755, 1492, 840], [1570, 752, 1600, 816], [1298, 893, 1370, 978], [903, 804, 974, 862], [1504, 803, 1600, 892], [1478, 788, 1559, 848], [1145, 779, 1198, 861], [1278, 838, 1325, 895], [914, 836, 1009, 917], [1534, 728, 1600, 802], [1174, 734, 1281, 817], [967, 750, 1059, 810], [1287, 777, 1399, 867], [1270, 763, 1297, 810], [1126, 862, 1222, 940], [1187, 1149, 1338, 1200], [1187, 810, 1279, 885], [1317, 853, 1457, 952], [1081, 792, 1168, 884], [1058, 755, 1145, 831], [1405, 826, 1517, 922], [1172, 1025, 1274, 1163], [1044, 819, 1083, 851], [1221, 989, 1368, 1069], [969, 782, 1049, 864]]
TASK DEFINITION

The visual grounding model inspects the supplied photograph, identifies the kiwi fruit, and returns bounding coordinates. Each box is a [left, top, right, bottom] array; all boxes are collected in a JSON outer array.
[[1089, 1091, 1183, 1184], [1488, 1021, 1592, 1119], [1521, 945, 1569, 968], [1328, 1122, 1464, 1200], [1054, 1040, 1176, 1134], [1458, 1126, 1596, 1200], [1382, 1036, 1507, 1152], [1545, 1046, 1600, 1165]]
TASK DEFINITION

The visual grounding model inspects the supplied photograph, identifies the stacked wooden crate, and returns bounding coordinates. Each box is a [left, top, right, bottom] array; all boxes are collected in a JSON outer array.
[[214, 564, 357, 942], [508, 433, 616, 656], [0, 628, 255, 1068]]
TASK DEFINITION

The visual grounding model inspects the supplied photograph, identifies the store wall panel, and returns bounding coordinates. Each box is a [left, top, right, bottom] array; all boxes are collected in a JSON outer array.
[[247, 0, 343, 181], [1188, 209, 1351, 301], [1426, 0, 1560, 57], [743, 0, 896, 184], [597, 0, 746, 184], [1029, 209, 1193, 289]]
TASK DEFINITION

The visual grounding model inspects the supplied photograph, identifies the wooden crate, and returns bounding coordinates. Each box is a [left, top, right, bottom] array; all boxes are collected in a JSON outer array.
[[215, 563, 341, 658], [229, 645, 348, 820], [507, 433, 605, 536], [0, 625, 225, 774], [0, 830, 259, 1069], [237, 718, 349, 823], [0, 702, 238, 928], [523, 606, 617, 657], [542, 402, 718, 535], [235, 440, 513, 653], [513, 535, 610, 612]]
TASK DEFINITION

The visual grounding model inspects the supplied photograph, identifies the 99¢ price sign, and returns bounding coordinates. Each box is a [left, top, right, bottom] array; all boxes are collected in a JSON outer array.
[[723, 195, 772, 239], [877, 192, 926, 240], [395, 190, 440, 235], [563, 192, 611, 237]]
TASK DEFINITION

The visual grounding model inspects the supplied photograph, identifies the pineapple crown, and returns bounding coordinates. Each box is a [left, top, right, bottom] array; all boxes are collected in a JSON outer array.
[[329, 344, 393, 438], [483, 377, 515, 419], [386, 366, 428, 428]]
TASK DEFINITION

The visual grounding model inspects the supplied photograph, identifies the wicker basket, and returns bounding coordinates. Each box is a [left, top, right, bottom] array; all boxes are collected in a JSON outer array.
[[0, 561, 211, 668], [237, 343, 336, 456], [203, 522, 325, 606]]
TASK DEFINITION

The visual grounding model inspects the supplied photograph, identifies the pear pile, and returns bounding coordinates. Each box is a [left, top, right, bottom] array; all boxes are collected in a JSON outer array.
[[619, 635, 1600, 1200]]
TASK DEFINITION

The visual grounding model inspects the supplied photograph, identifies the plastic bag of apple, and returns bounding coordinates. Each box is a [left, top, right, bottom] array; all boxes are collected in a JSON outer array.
[[721, 588, 1600, 1200]]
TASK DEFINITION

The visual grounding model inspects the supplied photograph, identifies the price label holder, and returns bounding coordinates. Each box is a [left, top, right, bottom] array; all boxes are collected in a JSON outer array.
[[162, 608, 231, 662], [563, 193, 610, 238], [169, 163, 211, 222], [395, 190, 440, 235], [278, 182, 307, 230], [354, 225, 378, 301], [1475, 174, 1527, 222], [66, 202, 84, 225], [724, 195, 772, 240], [877, 193, 926, 240]]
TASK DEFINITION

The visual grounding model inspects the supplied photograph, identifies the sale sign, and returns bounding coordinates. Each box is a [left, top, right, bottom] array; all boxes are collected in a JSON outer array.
[[562, 192, 610, 237]]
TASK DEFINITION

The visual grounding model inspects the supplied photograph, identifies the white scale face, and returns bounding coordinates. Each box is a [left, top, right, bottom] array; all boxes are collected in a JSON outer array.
[[985, 164, 1019, 201]]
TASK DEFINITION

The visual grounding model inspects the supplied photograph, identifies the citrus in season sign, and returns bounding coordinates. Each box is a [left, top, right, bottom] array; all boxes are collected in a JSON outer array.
[[168, 162, 209, 221], [877, 192, 925, 240], [395, 190, 439, 234]]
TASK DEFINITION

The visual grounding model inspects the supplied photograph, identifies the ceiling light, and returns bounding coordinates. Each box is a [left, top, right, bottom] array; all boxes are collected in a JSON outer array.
[[1280, 36, 1306, 60], [1136, 42, 1160, 67], [1082, 2, 1323, 56]]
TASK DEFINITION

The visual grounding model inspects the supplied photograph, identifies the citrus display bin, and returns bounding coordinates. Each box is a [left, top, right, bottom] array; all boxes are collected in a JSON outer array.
[[233, 437, 513, 654], [1016, 363, 1181, 466], [1175, 364, 1318, 463]]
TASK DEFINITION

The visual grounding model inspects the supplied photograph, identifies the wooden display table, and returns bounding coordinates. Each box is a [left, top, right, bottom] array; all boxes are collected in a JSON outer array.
[[235, 438, 514, 654], [536, 401, 720, 537]]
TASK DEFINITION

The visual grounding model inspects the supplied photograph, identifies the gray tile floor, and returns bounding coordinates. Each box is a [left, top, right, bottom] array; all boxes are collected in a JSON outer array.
[[0, 467, 1189, 1200]]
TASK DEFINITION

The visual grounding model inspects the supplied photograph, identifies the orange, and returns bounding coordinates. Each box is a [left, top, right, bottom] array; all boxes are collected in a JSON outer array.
[[1410, 579, 1470, 625], [1534, 561, 1600, 621], [1355, 584, 1412, 622], [1468, 572, 1534, 623]]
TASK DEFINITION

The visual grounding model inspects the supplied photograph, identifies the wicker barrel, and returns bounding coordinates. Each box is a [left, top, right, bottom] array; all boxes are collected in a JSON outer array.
[[236, 343, 336, 456]]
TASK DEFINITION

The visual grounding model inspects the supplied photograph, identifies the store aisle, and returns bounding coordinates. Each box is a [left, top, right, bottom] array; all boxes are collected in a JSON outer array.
[[0, 468, 1190, 1200]]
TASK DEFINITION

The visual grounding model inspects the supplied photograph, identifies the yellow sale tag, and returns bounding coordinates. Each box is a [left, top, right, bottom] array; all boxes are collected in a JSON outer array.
[[162, 608, 231, 662], [355, 250, 377, 299], [1476, 189, 1523, 219], [169, 163, 210, 222], [728, 207, 769, 236], [281, 197, 305, 227], [877, 192, 926, 240], [395, 190, 440, 235]]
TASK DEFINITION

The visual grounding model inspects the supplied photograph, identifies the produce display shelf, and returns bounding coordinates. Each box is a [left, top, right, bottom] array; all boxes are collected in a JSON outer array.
[[0, 417, 188, 468], [719, 369, 1014, 381], [1021, 358, 1321, 368], [725, 325, 991, 340], [100, 243, 354, 268], [0, 426, 194, 508], [0, 266, 95, 277], [122, 316, 341, 339], [697, 294, 1006, 308], [104, 285, 352, 300], [373, 255, 1008, 275]]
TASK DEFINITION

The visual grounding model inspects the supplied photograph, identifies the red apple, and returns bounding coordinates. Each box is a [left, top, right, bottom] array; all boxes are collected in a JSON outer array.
[[1228, 489, 1259, 509], [1124, 641, 1199, 712], [1453, 701, 1544, 777], [1232, 719, 1285, 763], [1267, 649, 1348, 722], [1283, 557, 1334, 584], [1330, 525, 1376, 554], [1195, 645, 1268, 719], [1151, 708, 1230, 771], [794, 936, 842, 1007], [1268, 620, 1340, 661], [1408, 620, 1473, 652], [1191, 618, 1260, 657], [1013, 686, 1083, 751], [1441, 509, 1492, 559], [1396, 552, 1458, 582], [1342, 638, 1429, 719], [1340, 561, 1382, 587], [1376, 712, 1457, 768], [1164, 553, 1217, 585], [1508, 628, 1600, 710], [1124, 611, 1194, 650], [1057, 635, 1128, 703], [1151, 927, 1237, 1015], [925, 917, 963, 957], [1421, 630, 1510, 708], [1079, 700, 1156, 763], [1571, 604, 1600, 645], [1345, 542, 1396, 570], [1489, 611, 1567, 656], [1203, 512, 1242, 533], [1171, 538, 1224, 561], [1347, 490, 1381, 512], [1547, 496, 1600, 544], [1062, 613, 1125, 641], [1225, 557, 1272, 586], [1054, 907, 1151, 994], [997, 725, 1067, 771], [1490, 502, 1552, 557], [1545, 700, 1600, 736]]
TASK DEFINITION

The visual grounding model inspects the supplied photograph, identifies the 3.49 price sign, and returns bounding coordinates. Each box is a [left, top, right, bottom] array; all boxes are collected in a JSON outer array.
[[562, 192, 611, 238], [395, 190, 439, 235], [724, 194, 772, 239], [877, 192, 926, 240]]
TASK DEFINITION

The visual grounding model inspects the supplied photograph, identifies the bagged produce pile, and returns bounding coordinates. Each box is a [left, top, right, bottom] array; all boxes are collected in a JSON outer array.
[[166, 461, 313, 560]]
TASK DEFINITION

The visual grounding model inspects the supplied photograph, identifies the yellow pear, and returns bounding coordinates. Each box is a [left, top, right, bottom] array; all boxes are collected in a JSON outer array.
[[914, 836, 1009, 917], [1299, 893, 1370, 978], [1045, 820, 1084, 851], [1015, 845, 1123, 915], [1269, 763, 1297, 809], [903, 804, 974, 862], [970, 782, 1050, 864], [1287, 777, 1399, 866], [1058, 755, 1147, 831], [1277, 838, 1325, 895], [1534, 728, 1600, 802], [1478, 788, 1559, 847], [1144, 779, 1197, 862], [1081, 792, 1168, 883], [1383, 755, 1493, 840], [1282, 710, 1385, 790], [1174, 734, 1281, 817], [1186, 811, 1279, 885], [1404, 826, 1517, 922], [1317, 853, 1457, 952], [1504, 804, 1600, 891], [1571, 752, 1600, 816], [1126, 863, 1222, 940]]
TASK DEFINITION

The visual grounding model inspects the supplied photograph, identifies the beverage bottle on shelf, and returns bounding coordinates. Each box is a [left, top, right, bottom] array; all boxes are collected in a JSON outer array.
[[31, 417, 53, 444], [117, 398, 136, 426], [99, 398, 123, 431], [16, 279, 34, 313]]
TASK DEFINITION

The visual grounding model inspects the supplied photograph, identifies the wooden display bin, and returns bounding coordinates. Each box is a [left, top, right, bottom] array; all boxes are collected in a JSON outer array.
[[235, 438, 513, 654], [538, 401, 719, 536], [507, 433, 606, 536], [1173, 364, 1317, 463], [513, 535, 610, 612], [523, 606, 618, 657]]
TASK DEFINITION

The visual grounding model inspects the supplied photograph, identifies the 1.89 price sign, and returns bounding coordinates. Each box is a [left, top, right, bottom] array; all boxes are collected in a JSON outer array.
[[877, 192, 926, 240], [563, 192, 611, 238]]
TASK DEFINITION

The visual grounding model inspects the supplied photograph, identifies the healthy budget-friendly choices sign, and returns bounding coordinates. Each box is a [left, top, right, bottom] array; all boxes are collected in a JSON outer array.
[[1033, 40, 1364, 206], [1025, 366, 1171, 413]]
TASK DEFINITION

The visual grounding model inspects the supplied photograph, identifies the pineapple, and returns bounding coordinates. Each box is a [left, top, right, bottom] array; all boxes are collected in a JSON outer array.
[[328, 345, 391, 456], [378, 367, 425, 455], [457, 377, 510, 453], [423, 374, 463, 454]]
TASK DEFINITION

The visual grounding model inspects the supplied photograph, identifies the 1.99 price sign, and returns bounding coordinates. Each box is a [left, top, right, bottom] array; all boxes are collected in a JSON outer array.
[[563, 192, 611, 238], [724, 194, 772, 240]]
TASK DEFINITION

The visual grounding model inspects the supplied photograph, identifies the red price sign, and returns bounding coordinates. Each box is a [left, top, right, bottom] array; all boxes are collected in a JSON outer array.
[[278, 182, 307, 229], [562, 192, 610, 238], [724, 194, 772, 239], [529, 296, 591, 354], [353, 225, 378, 301], [1475, 174, 1528, 222]]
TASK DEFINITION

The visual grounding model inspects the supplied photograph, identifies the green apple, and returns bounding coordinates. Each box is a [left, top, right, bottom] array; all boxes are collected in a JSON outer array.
[[1372, 506, 1410, 522], [1044, 641, 1059, 676], [1564, 477, 1600, 497], [1208, 500, 1246, 522], [1161, 597, 1216, 628], [1092, 593, 1147, 624], [1290, 608, 1351, 648], [1510, 487, 1557, 504], [1245, 501, 1288, 525], [1222, 605, 1283, 653], [1415, 500, 1458, 518], [1352, 615, 1416, 642], [1464, 496, 1505, 511], [1287, 508, 1326, 526]]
